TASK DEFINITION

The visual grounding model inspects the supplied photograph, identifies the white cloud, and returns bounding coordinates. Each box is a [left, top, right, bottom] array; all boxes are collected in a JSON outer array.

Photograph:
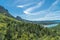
[[17, 2, 36, 8], [24, 0, 59, 15], [16, 0, 60, 21], [17, 3, 32, 8], [24, 0, 45, 14], [24, 10, 48, 15], [17, 6, 24, 8], [48, 0, 59, 11], [27, 11, 60, 21], [24, 11, 30, 14], [31, 16, 60, 21], [23, 9, 60, 21]]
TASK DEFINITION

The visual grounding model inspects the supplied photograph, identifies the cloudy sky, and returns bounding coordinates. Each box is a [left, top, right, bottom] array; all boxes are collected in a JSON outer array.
[[0, 0, 60, 21]]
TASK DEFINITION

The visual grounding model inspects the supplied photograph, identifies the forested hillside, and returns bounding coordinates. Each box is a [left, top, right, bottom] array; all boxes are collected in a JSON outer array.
[[0, 6, 60, 40], [0, 13, 60, 40]]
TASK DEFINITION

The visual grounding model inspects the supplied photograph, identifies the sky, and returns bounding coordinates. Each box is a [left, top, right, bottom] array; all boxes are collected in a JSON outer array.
[[0, 0, 60, 21]]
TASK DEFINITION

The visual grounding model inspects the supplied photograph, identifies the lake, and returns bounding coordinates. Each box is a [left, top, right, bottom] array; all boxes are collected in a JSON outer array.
[[43, 24, 58, 27]]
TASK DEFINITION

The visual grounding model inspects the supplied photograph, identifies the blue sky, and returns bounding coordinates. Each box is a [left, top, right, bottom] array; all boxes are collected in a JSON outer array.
[[0, 0, 60, 21]]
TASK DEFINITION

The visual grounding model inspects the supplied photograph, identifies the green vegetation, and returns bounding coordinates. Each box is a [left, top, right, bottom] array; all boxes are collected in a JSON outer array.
[[0, 13, 60, 40]]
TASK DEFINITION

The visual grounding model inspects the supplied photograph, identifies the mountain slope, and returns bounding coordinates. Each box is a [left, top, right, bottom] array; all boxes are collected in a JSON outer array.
[[0, 6, 60, 40], [0, 13, 47, 40], [0, 13, 60, 40], [0, 6, 14, 18]]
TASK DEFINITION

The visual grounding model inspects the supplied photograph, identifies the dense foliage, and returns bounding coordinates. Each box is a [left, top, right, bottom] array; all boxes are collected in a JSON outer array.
[[0, 13, 60, 40]]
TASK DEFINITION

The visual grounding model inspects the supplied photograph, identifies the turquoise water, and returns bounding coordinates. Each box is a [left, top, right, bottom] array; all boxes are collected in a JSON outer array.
[[43, 24, 58, 27]]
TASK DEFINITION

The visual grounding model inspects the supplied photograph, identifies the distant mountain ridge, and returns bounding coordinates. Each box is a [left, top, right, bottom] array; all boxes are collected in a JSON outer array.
[[16, 16, 22, 21], [16, 16, 60, 25], [31, 20, 60, 25]]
